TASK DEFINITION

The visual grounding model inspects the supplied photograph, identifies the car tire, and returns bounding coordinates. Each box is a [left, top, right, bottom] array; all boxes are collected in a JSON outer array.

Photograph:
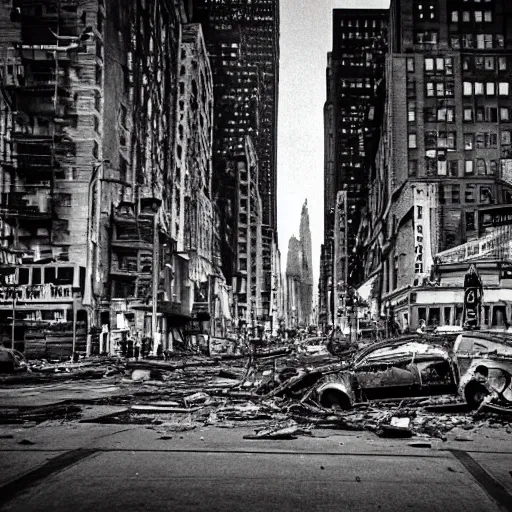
[[319, 389, 351, 410], [464, 382, 489, 409]]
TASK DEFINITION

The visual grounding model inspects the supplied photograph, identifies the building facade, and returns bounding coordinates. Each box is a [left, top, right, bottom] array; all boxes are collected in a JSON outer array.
[[319, 8, 388, 330], [193, 0, 280, 328], [358, 0, 512, 324]]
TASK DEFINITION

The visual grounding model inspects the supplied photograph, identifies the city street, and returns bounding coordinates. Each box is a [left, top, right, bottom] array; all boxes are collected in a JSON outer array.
[[1, 417, 512, 511]]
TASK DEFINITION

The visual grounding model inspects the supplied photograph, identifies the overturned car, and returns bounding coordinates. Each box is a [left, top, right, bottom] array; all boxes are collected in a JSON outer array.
[[314, 338, 458, 410]]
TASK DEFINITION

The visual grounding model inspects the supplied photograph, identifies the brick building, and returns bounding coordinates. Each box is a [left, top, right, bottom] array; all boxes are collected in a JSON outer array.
[[357, 0, 512, 327]]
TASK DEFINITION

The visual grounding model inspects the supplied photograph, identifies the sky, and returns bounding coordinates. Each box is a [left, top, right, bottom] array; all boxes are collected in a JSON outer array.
[[277, 0, 390, 291]]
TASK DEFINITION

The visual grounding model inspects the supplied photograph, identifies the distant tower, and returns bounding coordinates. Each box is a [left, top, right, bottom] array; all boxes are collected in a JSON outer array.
[[299, 200, 314, 326], [285, 200, 314, 329]]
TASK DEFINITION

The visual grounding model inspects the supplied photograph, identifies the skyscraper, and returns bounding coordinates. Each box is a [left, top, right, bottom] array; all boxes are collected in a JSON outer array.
[[193, 0, 280, 324], [319, 8, 388, 328], [358, 0, 512, 330]]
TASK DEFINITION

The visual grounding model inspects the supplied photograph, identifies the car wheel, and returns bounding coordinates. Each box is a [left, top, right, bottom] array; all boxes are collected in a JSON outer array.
[[464, 382, 489, 409], [319, 389, 351, 410]]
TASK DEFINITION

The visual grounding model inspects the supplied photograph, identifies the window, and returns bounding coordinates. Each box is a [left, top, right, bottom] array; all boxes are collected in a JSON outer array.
[[436, 83, 444, 96], [445, 82, 454, 97], [408, 102, 416, 122], [484, 11, 492, 22], [486, 133, 497, 148], [463, 11, 470, 22], [406, 58, 415, 72], [451, 11, 458, 22], [426, 82, 435, 97], [463, 108, 473, 122], [499, 83, 510, 96], [475, 56, 484, 70], [486, 82, 495, 96], [475, 82, 484, 95], [437, 160, 447, 175], [476, 107, 485, 122], [496, 35, 505, 48], [500, 108, 510, 122], [451, 37, 460, 49], [485, 34, 493, 49], [425, 131, 437, 148], [474, 11, 483, 22], [484, 57, 494, 70], [435, 58, 444, 71], [476, 133, 485, 148], [462, 56, 471, 71], [417, 205, 423, 219], [489, 160, 498, 175], [464, 133, 473, 150], [465, 160, 474, 174], [476, 159, 486, 175], [448, 160, 459, 177], [466, 211, 476, 231], [502, 131, 511, 146], [466, 185, 476, 203], [409, 160, 418, 177], [425, 58, 434, 71], [424, 107, 436, 122], [408, 134, 417, 149], [439, 132, 455, 149], [438, 107, 454, 122], [499, 57, 507, 71], [445, 58, 453, 75], [480, 186, 493, 203], [452, 184, 460, 204], [488, 107, 498, 122], [463, 82, 472, 96]]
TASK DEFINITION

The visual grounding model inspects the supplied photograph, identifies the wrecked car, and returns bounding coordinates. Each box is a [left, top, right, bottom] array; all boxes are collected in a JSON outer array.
[[453, 332, 512, 409], [315, 338, 458, 410], [0, 347, 28, 373]]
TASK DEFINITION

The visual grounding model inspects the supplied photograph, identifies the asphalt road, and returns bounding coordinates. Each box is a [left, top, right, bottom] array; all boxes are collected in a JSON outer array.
[[1, 423, 511, 512]]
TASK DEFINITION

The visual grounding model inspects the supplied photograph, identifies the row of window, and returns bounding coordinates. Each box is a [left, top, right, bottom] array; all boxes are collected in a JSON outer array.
[[451, 33, 505, 50], [439, 185, 492, 208], [409, 157, 504, 179], [339, 19, 381, 29], [463, 81, 510, 96], [406, 55, 508, 74], [451, 10, 493, 23], [410, 106, 512, 124], [463, 55, 508, 72], [415, 32, 505, 50], [408, 130, 512, 149]]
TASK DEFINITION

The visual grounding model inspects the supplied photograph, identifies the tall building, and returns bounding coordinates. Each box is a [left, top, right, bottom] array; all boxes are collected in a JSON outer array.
[[358, 0, 512, 331], [0, 0, 214, 357], [319, 8, 388, 329], [0, 0, 137, 355], [193, 0, 280, 327], [299, 200, 313, 325], [285, 200, 313, 328]]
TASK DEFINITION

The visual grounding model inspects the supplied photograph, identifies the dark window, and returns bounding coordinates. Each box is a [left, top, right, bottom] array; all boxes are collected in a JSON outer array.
[[18, 268, 29, 285], [44, 267, 57, 284], [57, 267, 74, 285], [465, 211, 476, 231], [32, 268, 41, 285]]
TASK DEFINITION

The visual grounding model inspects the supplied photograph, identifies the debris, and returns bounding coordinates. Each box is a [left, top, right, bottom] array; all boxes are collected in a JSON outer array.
[[18, 439, 35, 445], [355, 476, 361, 482]]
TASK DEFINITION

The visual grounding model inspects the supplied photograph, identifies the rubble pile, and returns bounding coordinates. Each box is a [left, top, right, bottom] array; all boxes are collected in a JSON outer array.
[[2, 335, 512, 440]]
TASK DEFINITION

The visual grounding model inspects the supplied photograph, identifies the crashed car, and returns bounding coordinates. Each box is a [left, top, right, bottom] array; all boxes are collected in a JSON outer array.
[[0, 346, 28, 373], [453, 332, 512, 409], [315, 337, 458, 410]]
